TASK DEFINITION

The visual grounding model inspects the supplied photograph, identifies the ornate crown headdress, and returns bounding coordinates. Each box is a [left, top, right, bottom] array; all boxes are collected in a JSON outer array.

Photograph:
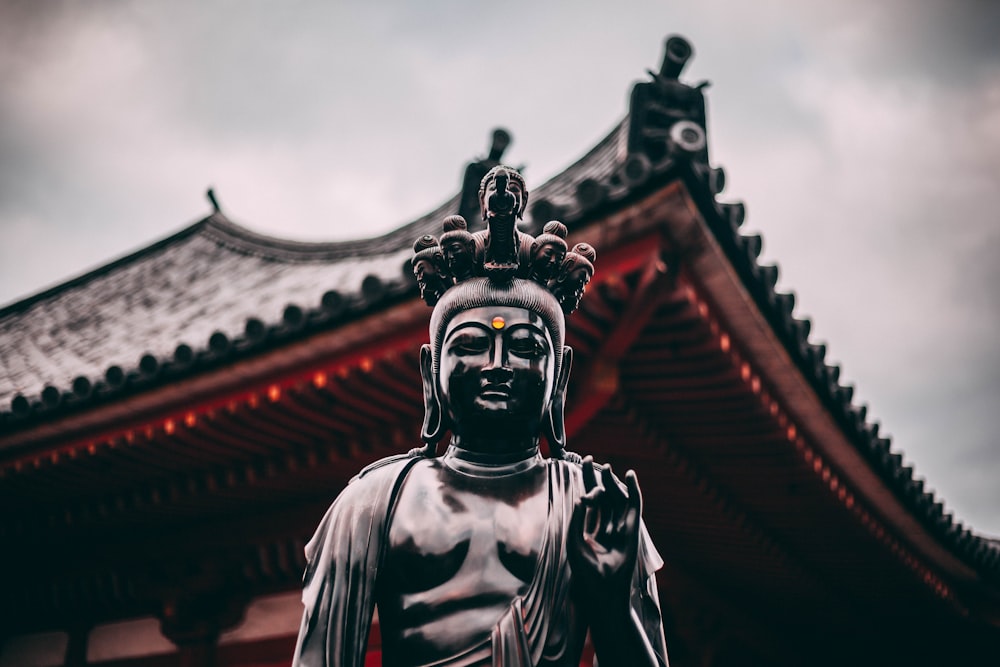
[[410, 165, 597, 316]]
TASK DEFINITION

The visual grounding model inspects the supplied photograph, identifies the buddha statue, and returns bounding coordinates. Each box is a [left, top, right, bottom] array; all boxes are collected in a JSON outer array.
[[293, 166, 668, 666]]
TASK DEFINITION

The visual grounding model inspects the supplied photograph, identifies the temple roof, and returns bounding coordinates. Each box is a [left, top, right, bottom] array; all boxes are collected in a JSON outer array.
[[0, 123, 626, 422], [0, 212, 418, 412]]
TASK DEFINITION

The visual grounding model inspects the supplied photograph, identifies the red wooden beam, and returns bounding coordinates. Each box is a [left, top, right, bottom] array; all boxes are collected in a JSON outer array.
[[566, 252, 673, 438]]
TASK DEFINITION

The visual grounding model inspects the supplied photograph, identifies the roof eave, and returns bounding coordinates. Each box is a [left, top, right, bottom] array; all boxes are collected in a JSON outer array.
[[673, 164, 1000, 604]]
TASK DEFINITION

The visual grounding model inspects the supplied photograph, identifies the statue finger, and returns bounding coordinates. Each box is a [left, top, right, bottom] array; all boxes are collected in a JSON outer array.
[[616, 471, 642, 534], [624, 469, 643, 515], [600, 464, 626, 501], [617, 471, 643, 560], [582, 455, 598, 492]]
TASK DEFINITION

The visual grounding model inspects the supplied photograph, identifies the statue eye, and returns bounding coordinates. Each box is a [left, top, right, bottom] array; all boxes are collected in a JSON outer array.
[[448, 333, 490, 355], [508, 333, 545, 358]]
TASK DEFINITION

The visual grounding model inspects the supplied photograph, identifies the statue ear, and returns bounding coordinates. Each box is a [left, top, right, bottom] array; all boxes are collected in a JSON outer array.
[[545, 346, 573, 458], [419, 344, 447, 454]]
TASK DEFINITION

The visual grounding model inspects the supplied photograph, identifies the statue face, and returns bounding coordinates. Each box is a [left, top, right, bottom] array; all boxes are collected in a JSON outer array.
[[439, 306, 555, 439], [569, 264, 592, 288], [414, 255, 449, 305], [413, 257, 438, 282], [531, 241, 565, 281], [442, 239, 474, 277], [480, 175, 525, 219]]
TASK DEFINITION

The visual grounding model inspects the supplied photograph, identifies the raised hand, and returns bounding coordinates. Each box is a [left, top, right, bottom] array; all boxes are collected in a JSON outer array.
[[568, 456, 642, 602]]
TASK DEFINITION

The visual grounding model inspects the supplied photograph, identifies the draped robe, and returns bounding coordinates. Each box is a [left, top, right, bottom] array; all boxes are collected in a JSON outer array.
[[292, 455, 668, 667]]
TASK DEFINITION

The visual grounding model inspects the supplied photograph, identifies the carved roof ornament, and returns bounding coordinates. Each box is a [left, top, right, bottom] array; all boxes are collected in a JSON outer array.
[[626, 35, 709, 171], [458, 128, 513, 228], [411, 165, 596, 316]]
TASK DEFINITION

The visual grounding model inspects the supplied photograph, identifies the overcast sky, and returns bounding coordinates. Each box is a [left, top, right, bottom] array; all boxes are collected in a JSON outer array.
[[1, 1, 998, 536]]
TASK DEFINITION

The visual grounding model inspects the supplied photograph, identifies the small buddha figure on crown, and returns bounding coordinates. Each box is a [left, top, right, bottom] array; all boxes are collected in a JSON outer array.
[[475, 166, 534, 277], [411, 235, 450, 306], [528, 221, 568, 285], [439, 215, 477, 283], [551, 242, 597, 315]]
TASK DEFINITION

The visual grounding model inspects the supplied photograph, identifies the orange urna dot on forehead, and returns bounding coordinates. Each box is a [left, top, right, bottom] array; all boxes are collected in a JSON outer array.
[[491, 316, 506, 330]]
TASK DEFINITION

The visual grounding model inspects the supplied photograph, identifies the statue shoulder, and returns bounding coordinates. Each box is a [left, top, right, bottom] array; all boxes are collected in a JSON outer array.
[[353, 451, 428, 483], [306, 454, 426, 565], [314, 453, 426, 519]]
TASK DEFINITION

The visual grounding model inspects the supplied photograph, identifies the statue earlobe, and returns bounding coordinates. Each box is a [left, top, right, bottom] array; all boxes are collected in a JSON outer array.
[[418, 344, 447, 456], [547, 346, 580, 462]]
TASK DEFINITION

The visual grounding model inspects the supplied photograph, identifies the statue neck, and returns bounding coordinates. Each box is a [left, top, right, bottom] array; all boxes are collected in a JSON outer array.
[[443, 437, 541, 477]]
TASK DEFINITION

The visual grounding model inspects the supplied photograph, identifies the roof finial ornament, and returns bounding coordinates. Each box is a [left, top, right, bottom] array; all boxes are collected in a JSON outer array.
[[657, 35, 693, 80], [206, 187, 221, 213], [488, 127, 511, 162], [627, 34, 709, 167]]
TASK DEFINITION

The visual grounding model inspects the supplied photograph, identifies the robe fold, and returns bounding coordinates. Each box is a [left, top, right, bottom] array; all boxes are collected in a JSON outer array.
[[292, 456, 668, 667]]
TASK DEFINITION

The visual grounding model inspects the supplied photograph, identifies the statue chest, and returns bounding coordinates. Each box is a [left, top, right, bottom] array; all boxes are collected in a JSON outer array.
[[381, 460, 549, 595]]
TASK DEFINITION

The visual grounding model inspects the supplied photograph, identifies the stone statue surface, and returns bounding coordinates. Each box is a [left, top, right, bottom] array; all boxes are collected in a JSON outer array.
[[293, 166, 669, 666]]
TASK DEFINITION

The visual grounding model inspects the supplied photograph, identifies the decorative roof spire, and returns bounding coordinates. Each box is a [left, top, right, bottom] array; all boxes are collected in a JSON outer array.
[[459, 128, 514, 229], [206, 187, 221, 213], [627, 34, 708, 167]]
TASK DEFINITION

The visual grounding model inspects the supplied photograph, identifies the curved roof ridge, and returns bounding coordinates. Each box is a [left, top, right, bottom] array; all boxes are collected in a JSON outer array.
[[0, 191, 459, 319], [201, 194, 461, 262], [0, 216, 212, 316]]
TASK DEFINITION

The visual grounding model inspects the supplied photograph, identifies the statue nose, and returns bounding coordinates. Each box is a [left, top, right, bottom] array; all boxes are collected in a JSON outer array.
[[482, 366, 514, 384]]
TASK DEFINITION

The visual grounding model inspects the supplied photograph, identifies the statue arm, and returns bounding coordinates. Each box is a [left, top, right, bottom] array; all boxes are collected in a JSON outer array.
[[583, 526, 669, 667], [292, 458, 418, 667], [292, 479, 378, 667], [568, 459, 669, 667]]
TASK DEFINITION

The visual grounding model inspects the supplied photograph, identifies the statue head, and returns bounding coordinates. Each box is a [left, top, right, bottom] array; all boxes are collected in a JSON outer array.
[[414, 168, 592, 458], [479, 165, 528, 221], [552, 243, 597, 314], [529, 221, 568, 284], [411, 236, 450, 306], [439, 215, 477, 283]]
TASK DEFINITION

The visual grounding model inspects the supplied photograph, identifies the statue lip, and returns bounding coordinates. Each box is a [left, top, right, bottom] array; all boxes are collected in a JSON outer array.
[[479, 383, 512, 399]]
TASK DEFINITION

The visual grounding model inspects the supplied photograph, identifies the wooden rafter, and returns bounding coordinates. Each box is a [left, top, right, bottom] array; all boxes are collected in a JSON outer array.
[[565, 250, 674, 438]]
